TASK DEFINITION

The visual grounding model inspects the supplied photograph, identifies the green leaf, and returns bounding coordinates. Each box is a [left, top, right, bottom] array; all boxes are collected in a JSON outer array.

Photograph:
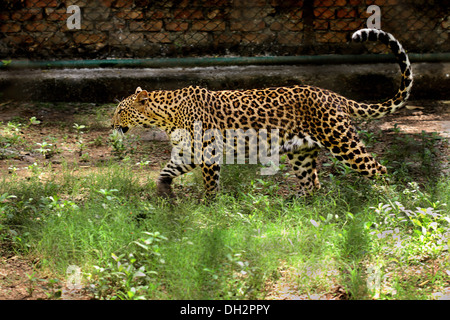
[[133, 241, 149, 251], [133, 271, 146, 278]]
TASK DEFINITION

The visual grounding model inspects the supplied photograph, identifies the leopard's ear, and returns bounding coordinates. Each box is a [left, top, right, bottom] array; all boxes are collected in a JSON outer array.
[[135, 90, 149, 112], [136, 90, 148, 102], [135, 87, 142, 94]]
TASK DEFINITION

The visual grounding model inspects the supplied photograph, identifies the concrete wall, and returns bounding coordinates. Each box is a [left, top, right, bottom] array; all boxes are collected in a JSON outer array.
[[1, 62, 448, 103]]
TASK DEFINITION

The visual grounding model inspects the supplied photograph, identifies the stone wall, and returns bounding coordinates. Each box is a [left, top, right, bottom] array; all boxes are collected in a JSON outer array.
[[0, 0, 448, 60]]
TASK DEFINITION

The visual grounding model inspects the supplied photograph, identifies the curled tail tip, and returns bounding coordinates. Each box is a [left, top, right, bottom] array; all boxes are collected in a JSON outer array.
[[351, 28, 372, 42], [350, 28, 413, 115], [351, 28, 390, 43]]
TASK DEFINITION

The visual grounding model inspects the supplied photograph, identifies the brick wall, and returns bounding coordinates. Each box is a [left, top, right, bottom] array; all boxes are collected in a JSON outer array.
[[0, 0, 448, 60]]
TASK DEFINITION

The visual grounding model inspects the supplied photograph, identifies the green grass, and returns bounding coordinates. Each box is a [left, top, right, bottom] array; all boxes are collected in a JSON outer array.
[[1, 162, 449, 300], [1, 117, 449, 300]]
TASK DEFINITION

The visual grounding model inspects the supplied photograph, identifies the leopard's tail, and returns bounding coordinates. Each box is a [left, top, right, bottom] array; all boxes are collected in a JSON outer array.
[[349, 28, 413, 119]]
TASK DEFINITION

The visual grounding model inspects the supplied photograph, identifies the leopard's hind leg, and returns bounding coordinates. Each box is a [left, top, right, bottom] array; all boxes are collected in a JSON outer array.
[[322, 118, 386, 177], [288, 147, 321, 195]]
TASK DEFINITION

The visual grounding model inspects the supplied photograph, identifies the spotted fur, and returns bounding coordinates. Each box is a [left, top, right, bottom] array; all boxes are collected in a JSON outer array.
[[111, 29, 413, 198]]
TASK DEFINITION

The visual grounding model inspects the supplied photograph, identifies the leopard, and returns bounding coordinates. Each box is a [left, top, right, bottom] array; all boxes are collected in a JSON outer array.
[[111, 28, 413, 199]]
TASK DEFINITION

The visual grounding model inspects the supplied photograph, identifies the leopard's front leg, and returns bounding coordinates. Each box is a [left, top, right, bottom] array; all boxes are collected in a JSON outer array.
[[200, 129, 223, 197], [157, 160, 196, 198], [200, 162, 221, 197]]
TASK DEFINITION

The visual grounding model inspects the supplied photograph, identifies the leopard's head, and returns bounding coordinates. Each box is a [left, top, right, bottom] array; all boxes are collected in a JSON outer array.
[[111, 87, 152, 134]]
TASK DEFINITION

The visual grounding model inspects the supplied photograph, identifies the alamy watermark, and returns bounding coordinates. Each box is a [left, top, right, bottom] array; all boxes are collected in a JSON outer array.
[[60, 4, 382, 35], [366, 5, 381, 29], [169, 121, 281, 175], [61, 3, 383, 175], [66, 5, 81, 30]]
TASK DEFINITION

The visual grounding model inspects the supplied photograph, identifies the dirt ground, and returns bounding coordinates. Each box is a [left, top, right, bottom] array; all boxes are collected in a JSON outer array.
[[0, 99, 449, 300]]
